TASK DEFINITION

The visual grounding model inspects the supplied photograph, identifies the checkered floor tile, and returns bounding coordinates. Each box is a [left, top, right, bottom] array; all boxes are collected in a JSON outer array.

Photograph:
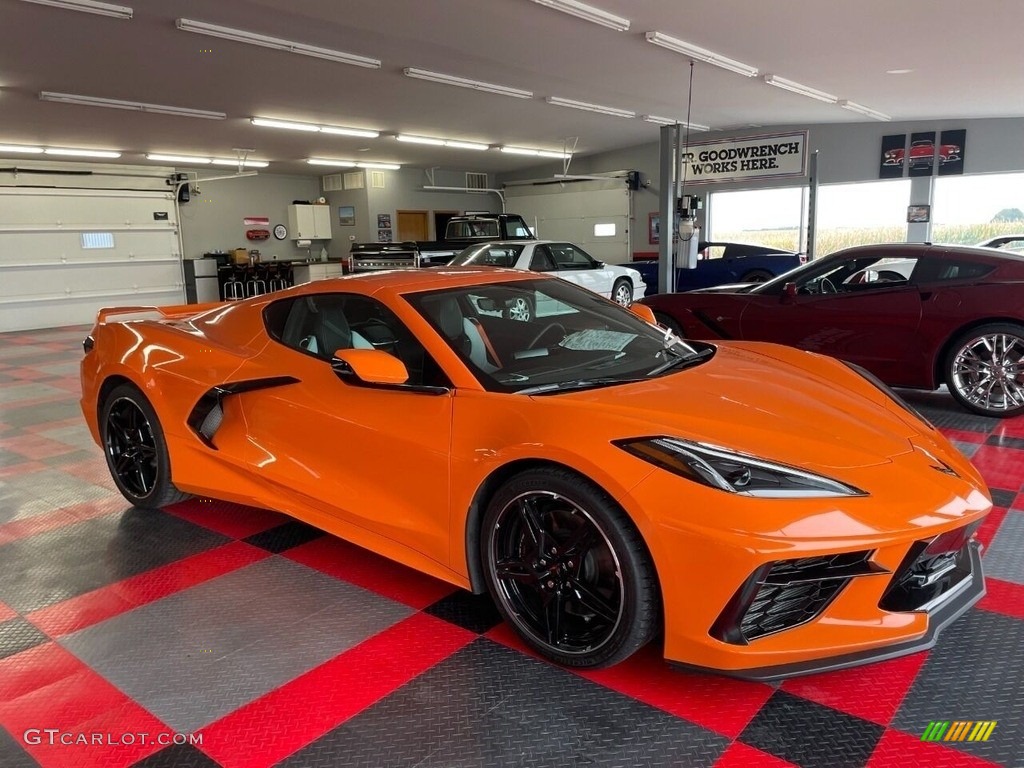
[[1, 325, 1022, 768]]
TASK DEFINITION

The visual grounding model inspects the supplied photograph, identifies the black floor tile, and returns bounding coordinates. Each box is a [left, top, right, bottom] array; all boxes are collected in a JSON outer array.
[[0, 617, 48, 660], [739, 690, 884, 768], [0, 726, 37, 768], [0, 509, 230, 612], [424, 590, 503, 634], [892, 610, 1024, 765], [243, 521, 325, 553], [131, 743, 220, 767], [990, 488, 1018, 508], [985, 435, 1024, 451], [280, 638, 729, 768]]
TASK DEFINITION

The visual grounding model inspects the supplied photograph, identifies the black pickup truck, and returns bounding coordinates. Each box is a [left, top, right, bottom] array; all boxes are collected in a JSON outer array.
[[347, 214, 534, 273]]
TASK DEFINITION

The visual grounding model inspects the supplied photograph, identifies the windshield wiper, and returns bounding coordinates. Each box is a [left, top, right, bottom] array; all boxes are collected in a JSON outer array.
[[517, 377, 647, 396], [647, 346, 714, 376]]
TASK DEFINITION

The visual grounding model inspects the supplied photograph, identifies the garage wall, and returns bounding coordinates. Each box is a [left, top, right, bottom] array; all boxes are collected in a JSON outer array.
[[176, 171, 321, 261]]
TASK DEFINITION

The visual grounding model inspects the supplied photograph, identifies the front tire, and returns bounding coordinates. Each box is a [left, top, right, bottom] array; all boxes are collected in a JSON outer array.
[[612, 278, 634, 307], [504, 296, 534, 322], [945, 323, 1024, 417], [741, 268, 774, 283], [653, 312, 685, 337], [101, 383, 189, 508], [481, 467, 658, 668]]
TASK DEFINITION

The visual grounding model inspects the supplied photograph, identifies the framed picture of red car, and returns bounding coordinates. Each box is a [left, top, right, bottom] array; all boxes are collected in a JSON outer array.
[[938, 129, 966, 176], [879, 134, 907, 179]]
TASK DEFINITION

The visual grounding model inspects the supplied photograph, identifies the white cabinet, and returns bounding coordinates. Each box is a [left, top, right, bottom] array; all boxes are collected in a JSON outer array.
[[287, 204, 332, 240], [292, 262, 344, 284]]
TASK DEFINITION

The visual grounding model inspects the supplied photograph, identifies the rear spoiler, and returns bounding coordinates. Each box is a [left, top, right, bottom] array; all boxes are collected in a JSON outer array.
[[96, 301, 224, 324]]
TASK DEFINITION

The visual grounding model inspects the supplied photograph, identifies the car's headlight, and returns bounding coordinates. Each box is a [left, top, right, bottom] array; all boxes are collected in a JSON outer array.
[[616, 438, 866, 498], [841, 361, 933, 429]]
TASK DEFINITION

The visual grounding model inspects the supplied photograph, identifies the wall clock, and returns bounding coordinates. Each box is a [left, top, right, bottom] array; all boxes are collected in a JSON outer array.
[[273, 224, 288, 240]]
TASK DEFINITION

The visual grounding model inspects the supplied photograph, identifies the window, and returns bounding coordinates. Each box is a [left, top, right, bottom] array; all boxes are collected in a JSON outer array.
[[816, 179, 911, 255], [81, 232, 115, 249], [912, 258, 993, 284], [593, 223, 616, 237], [449, 219, 499, 238], [264, 294, 448, 387], [709, 186, 805, 252], [548, 244, 595, 269], [448, 244, 524, 267], [529, 247, 556, 272], [754, 252, 918, 296], [932, 172, 1024, 246]]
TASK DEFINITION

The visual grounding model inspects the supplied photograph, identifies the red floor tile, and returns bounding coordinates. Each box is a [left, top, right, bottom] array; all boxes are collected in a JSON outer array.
[[0, 460, 49, 479], [0, 433, 78, 461], [866, 728, 1002, 768], [197, 612, 474, 768], [781, 652, 927, 726], [285, 535, 456, 610], [165, 497, 290, 539], [0, 643, 169, 768], [978, 577, 1024, 621], [990, 416, 1024, 440], [714, 741, 800, 767], [27, 540, 269, 637], [976, 506, 1007, 550], [939, 428, 987, 444], [968, 445, 1024, 492]]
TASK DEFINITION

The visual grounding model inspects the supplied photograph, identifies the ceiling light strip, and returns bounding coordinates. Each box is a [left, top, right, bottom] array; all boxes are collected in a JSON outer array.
[[838, 100, 891, 121], [0, 143, 120, 157], [641, 115, 712, 131], [250, 117, 379, 138], [396, 134, 489, 151], [39, 91, 226, 119], [545, 96, 635, 119], [528, 0, 630, 31], [147, 153, 269, 167], [762, 74, 837, 104], [402, 68, 533, 99], [500, 146, 571, 159], [176, 18, 381, 68], [307, 159, 401, 170], [644, 32, 758, 78], [17, 0, 132, 19], [0, 144, 45, 154]]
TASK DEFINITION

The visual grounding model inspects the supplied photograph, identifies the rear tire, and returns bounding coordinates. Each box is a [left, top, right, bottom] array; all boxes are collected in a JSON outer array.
[[741, 269, 774, 283], [653, 312, 685, 337], [100, 383, 189, 508], [944, 323, 1024, 417], [481, 467, 659, 668]]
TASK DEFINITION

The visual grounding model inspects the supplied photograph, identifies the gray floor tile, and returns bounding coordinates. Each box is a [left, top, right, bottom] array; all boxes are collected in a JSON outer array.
[[0, 383, 67, 404], [984, 511, 1024, 585], [2, 400, 83, 428], [36, 424, 98, 450], [951, 440, 981, 459], [1, 467, 113, 508]]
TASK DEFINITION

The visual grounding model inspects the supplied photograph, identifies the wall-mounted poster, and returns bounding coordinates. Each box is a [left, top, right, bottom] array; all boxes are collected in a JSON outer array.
[[938, 129, 967, 176], [879, 134, 907, 179], [908, 131, 937, 177], [377, 213, 392, 229], [907, 204, 931, 223], [338, 206, 356, 226], [680, 131, 808, 184], [377, 229, 393, 242]]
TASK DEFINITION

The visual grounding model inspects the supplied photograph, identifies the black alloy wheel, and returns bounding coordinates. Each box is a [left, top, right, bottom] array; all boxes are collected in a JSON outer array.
[[101, 383, 189, 508], [482, 467, 658, 668]]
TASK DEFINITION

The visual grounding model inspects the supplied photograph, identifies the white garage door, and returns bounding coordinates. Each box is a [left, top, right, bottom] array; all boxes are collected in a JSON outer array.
[[505, 179, 631, 264], [0, 187, 183, 332]]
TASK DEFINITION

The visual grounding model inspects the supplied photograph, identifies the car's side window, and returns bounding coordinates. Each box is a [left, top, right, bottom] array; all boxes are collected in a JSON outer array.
[[549, 244, 594, 270], [264, 293, 450, 387], [911, 258, 994, 284], [529, 247, 556, 272]]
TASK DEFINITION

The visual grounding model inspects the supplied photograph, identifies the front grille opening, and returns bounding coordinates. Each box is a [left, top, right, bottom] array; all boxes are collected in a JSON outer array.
[[880, 524, 978, 612], [712, 550, 883, 645]]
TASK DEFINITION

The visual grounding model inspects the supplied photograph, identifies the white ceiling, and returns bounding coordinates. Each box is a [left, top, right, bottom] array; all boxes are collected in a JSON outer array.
[[1, 0, 1022, 176]]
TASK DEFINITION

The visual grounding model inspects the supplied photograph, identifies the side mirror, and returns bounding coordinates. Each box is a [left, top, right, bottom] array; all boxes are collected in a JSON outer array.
[[629, 302, 657, 325], [781, 282, 799, 304], [332, 349, 409, 386]]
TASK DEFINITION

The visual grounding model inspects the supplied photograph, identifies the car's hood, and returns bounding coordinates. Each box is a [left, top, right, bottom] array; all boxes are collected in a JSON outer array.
[[545, 343, 919, 472]]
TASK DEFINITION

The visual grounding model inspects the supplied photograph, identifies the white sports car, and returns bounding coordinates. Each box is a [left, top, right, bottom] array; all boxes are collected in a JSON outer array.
[[447, 241, 647, 311]]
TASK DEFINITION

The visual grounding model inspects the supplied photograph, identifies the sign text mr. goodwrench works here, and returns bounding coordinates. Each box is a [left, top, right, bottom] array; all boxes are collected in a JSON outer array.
[[682, 131, 808, 184]]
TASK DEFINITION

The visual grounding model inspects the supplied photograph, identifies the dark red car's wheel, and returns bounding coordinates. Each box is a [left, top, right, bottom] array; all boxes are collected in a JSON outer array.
[[945, 323, 1024, 417]]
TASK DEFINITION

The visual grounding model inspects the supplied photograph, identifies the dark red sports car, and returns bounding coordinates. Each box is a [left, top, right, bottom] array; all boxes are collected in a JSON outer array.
[[642, 244, 1024, 417]]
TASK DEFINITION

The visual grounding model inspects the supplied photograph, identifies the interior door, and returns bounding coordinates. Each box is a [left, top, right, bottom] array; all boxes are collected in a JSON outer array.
[[397, 210, 429, 241]]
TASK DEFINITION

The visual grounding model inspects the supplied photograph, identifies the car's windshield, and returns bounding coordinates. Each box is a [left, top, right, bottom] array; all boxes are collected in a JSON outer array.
[[405, 278, 711, 393], [449, 244, 525, 268]]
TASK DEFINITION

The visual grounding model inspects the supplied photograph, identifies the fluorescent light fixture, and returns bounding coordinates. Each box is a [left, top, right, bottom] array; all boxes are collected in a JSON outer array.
[[763, 74, 837, 104], [39, 91, 225, 119], [176, 18, 381, 68], [44, 148, 121, 158], [250, 117, 379, 138], [146, 153, 269, 167], [641, 115, 711, 131], [545, 96, 634, 119], [396, 134, 490, 151], [838, 99, 891, 121], [528, 0, 629, 31], [402, 68, 533, 99], [500, 146, 571, 159], [307, 159, 400, 170], [644, 31, 758, 78], [0, 144, 44, 154], [18, 0, 132, 19]]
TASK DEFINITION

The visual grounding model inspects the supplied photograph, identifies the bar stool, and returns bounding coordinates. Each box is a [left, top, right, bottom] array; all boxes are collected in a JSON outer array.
[[245, 267, 267, 298], [268, 265, 288, 292], [222, 272, 244, 301]]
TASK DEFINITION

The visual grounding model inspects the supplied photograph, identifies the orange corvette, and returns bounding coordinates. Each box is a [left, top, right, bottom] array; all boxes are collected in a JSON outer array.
[[80, 268, 991, 679]]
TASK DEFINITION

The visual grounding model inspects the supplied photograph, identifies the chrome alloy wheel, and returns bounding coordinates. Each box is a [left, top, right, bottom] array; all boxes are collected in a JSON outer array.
[[613, 280, 634, 306], [950, 331, 1024, 413], [488, 491, 624, 656], [104, 396, 159, 497], [506, 296, 532, 322]]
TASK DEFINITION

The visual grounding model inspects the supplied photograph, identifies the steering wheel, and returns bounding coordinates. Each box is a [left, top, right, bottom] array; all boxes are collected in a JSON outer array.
[[527, 323, 566, 350], [819, 277, 838, 294]]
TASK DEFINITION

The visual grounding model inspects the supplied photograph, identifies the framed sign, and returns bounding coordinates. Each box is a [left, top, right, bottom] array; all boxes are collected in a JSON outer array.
[[681, 131, 808, 184], [907, 204, 931, 223], [338, 206, 356, 226]]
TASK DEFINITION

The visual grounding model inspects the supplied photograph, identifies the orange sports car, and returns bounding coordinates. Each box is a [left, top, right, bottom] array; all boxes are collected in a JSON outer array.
[[80, 268, 991, 679]]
